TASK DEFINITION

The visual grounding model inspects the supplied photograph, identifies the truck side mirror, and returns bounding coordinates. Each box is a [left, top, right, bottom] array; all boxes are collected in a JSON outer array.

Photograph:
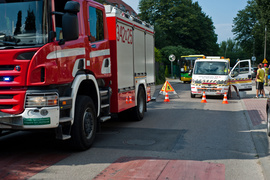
[[62, 1, 80, 41], [231, 71, 238, 77]]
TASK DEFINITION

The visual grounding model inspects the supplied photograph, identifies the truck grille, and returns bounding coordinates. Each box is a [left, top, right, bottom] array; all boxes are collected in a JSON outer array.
[[0, 90, 26, 115], [0, 105, 13, 109], [0, 65, 14, 71], [0, 95, 14, 99]]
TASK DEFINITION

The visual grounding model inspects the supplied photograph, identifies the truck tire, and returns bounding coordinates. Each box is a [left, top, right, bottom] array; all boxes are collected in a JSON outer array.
[[191, 93, 195, 98], [71, 95, 97, 150], [132, 86, 146, 121]]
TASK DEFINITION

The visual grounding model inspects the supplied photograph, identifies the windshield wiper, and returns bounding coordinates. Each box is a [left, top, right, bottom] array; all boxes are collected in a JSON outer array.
[[0, 36, 21, 46], [0, 40, 18, 45]]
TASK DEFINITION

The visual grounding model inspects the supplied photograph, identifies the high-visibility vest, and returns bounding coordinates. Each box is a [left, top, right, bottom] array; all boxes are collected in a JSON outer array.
[[265, 67, 269, 76]]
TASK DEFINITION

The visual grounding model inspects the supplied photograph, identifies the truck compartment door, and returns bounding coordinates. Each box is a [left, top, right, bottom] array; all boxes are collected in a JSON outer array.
[[229, 59, 252, 91]]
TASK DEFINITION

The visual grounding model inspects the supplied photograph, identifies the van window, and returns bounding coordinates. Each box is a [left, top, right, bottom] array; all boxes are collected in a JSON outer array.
[[88, 6, 104, 42]]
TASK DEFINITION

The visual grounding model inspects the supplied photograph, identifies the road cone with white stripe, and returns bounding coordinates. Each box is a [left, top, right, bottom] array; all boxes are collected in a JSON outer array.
[[126, 95, 129, 104], [222, 92, 229, 104], [129, 95, 133, 103], [147, 93, 151, 101], [164, 92, 170, 102], [201, 91, 207, 103]]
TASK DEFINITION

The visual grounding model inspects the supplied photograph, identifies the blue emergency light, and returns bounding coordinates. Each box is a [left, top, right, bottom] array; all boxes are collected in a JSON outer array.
[[3, 77, 12, 82]]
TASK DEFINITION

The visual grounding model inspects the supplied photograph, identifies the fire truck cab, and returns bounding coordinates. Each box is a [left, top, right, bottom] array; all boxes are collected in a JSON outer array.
[[0, 0, 155, 150]]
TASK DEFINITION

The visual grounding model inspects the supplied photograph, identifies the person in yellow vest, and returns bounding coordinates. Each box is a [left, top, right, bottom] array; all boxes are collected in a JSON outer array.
[[265, 64, 269, 86], [256, 64, 266, 98]]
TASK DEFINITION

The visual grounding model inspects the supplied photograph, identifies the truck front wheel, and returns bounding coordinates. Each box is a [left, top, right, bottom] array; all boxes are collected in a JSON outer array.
[[71, 95, 97, 150], [132, 86, 146, 121]]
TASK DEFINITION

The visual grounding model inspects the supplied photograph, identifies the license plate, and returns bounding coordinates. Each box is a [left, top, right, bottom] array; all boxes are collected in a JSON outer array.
[[23, 118, 51, 125]]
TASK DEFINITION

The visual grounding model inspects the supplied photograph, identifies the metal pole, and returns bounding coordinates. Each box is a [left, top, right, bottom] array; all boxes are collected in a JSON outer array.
[[264, 25, 267, 60], [253, 37, 255, 66], [171, 61, 173, 79]]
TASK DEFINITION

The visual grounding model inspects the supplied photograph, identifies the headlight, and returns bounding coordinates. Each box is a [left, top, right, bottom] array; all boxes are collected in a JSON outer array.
[[26, 93, 59, 108]]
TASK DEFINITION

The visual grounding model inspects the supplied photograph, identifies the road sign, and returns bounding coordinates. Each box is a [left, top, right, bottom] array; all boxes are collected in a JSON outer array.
[[262, 58, 268, 63], [169, 54, 176, 62], [252, 56, 256, 62], [159, 81, 177, 95]]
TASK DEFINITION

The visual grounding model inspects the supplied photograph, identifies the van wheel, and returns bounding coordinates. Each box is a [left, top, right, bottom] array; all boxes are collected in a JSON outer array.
[[132, 86, 145, 121], [71, 95, 97, 150]]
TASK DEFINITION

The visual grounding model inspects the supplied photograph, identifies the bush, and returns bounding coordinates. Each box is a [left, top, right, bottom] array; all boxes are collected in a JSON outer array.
[[155, 64, 165, 85], [164, 65, 169, 78]]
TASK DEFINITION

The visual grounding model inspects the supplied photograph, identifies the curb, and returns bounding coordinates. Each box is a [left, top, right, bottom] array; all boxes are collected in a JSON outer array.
[[240, 90, 270, 180]]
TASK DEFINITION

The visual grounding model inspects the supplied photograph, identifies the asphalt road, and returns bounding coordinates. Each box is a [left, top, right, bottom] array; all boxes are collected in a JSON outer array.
[[0, 81, 269, 180]]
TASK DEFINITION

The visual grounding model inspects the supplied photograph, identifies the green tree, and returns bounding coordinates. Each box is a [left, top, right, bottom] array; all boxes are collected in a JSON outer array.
[[139, 0, 219, 54], [14, 11, 22, 35], [155, 48, 165, 84], [256, 0, 270, 25], [160, 45, 196, 65], [256, 0, 270, 61], [25, 7, 36, 33], [232, 0, 260, 57], [219, 39, 248, 65], [232, 0, 266, 63]]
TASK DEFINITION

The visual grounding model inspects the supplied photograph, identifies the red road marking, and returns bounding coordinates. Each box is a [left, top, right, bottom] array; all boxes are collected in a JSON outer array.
[[0, 152, 70, 180], [94, 157, 225, 180], [158, 160, 225, 180]]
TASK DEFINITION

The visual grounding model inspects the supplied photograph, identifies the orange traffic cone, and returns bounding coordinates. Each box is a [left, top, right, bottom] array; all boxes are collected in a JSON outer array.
[[164, 92, 170, 102], [222, 92, 229, 104], [201, 91, 207, 103], [129, 95, 133, 103], [147, 93, 151, 101], [126, 95, 129, 104]]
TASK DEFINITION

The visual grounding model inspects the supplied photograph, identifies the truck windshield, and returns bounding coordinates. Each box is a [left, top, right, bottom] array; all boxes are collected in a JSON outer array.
[[194, 61, 229, 75], [0, 0, 48, 48]]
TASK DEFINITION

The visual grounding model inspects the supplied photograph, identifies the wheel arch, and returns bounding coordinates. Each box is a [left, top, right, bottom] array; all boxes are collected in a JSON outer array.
[[135, 80, 147, 105], [71, 74, 100, 121]]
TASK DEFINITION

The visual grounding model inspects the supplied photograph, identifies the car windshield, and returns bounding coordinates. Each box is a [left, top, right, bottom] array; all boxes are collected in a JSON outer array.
[[194, 61, 229, 75], [0, 0, 48, 48]]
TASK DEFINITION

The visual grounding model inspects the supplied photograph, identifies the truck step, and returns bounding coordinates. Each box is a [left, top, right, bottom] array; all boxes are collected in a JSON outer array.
[[61, 134, 71, 140], [59, 117, 73, 123], [101, 104, 109, 109], [55, 124, 71, 140], [60, 97, 72, 101], [100, 90, 108, 96], [100, 116, 111, 122]]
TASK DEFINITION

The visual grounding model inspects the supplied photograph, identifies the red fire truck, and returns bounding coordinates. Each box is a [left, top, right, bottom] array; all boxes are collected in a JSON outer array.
[[0, 0, 155, 150]]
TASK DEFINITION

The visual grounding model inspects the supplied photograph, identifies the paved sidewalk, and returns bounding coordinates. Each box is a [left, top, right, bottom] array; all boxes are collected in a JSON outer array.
[[242, 84, 269, 127], [237, 82, 270, 179]]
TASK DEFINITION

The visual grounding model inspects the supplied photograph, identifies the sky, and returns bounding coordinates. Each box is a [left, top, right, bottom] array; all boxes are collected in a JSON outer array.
[[123, 0, 248, 43]]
